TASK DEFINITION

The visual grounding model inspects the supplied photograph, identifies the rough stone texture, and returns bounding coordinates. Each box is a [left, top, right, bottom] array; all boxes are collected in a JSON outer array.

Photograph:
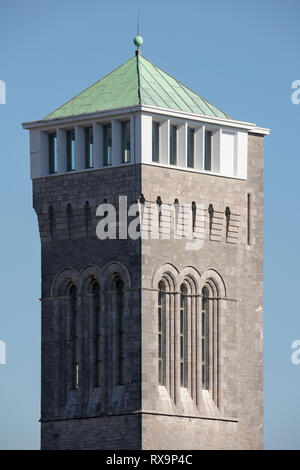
[[34, 133, 263, 449], [139, 133, 264, 449], [35, 165, 142, 449], [142, 415, 238, 450], [41, 415, 141, 450]]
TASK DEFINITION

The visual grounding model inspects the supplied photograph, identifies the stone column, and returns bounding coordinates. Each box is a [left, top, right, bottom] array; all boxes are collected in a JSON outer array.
[[196, 294, 202, 408], [75, 125, 85, 171], [194, 125, 204, 171], [159, 119, 170, 166], [102, 289, 109, 409], [112, 119, 122, 166], [174, 292, 180, 406], [57, 128, 67, 173], [186, 294, 192, 393], [80, 293, 89, 406], [165, 291, 170, 392], [191, 295, 197, 401], [93, 122, 103, 168], [177, 122, 187, 168], [169, 293, 175, 401]]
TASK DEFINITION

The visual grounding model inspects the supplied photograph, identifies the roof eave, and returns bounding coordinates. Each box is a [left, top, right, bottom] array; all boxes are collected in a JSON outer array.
[[22, 104, 142, 130], [140, 105, 270, 135], [22, 103, 270, 135]]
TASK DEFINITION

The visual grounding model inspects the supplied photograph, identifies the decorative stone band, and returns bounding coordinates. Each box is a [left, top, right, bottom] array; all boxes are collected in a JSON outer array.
[[40, 289, 238, 302], [40, 409, 238, 424]]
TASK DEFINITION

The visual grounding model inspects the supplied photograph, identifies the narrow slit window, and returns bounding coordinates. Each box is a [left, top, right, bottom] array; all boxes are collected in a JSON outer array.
[[66, 130, 75, 171], [103, 124, 112, 166], [174, 199, 179, 236], [85, 127, 93, 169], [204, 130, 212, 171], [49, 132, 57, 174], [192, 201, 196, 233], [158, 281, 166, 385], [121, 121, 131, 163], [170, 125, 177, 165], [152, 122, 160, 162], [225, 206, 231, 242], [187, 128, 195, 168], [208, 204, 214, 237], [156, 196, 162, 232], [70, 285, 79, 390]]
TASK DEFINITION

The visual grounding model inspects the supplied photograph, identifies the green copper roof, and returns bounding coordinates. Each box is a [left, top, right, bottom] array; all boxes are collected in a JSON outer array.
[[43, 54, 230, 120]]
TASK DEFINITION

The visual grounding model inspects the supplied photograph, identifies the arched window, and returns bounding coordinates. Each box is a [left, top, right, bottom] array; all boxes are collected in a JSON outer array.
[[70, 285, 78, 390], [201, 286, 210, 390], [158, 281, 166, 385], [93, 282, 101, 387], [116, 278, 125, 385], [152, 265, 222, 406], [180, 284, 187, 387]]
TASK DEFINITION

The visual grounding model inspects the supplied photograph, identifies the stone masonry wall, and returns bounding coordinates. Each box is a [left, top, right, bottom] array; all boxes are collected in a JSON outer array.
[[34, 133, 263, 449], [140, 133, 264, 449], [41, 414, 141, 450], [34, 165, 142, 449]]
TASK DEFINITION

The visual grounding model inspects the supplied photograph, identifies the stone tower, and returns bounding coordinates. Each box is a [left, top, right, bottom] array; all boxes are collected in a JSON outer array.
[[22, 37, 269, 450]]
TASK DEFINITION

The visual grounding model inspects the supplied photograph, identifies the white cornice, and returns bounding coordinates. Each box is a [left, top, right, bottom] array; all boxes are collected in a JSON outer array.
[[21, 105, 142, 130], [140, 105, 270, 135], [22, 104, 270, 135]]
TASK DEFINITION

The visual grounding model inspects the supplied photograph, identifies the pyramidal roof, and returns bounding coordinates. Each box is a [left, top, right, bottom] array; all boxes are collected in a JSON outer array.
[[43, 53, 230, 121]]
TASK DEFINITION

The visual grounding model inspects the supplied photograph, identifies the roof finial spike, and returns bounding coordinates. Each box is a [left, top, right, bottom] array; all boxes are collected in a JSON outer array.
[[134, 11, 143, 55]]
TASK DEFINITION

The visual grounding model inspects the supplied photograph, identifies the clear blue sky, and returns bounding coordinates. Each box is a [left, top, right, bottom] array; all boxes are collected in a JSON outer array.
[[0, 0, 299, 450]]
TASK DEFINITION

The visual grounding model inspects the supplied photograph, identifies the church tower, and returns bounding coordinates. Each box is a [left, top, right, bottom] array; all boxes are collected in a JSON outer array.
[[23, 36, 269, 450]]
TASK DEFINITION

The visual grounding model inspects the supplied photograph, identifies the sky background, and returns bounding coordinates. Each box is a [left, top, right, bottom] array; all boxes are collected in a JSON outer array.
[[0, 0, 299, 450]]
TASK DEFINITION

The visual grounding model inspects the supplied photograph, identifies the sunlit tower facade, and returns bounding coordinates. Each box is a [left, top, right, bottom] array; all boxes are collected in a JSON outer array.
[[23, 35, 269, 449]]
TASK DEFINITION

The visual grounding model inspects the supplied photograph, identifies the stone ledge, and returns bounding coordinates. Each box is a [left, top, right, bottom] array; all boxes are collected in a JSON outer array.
[[41, 410, 238, 424]]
